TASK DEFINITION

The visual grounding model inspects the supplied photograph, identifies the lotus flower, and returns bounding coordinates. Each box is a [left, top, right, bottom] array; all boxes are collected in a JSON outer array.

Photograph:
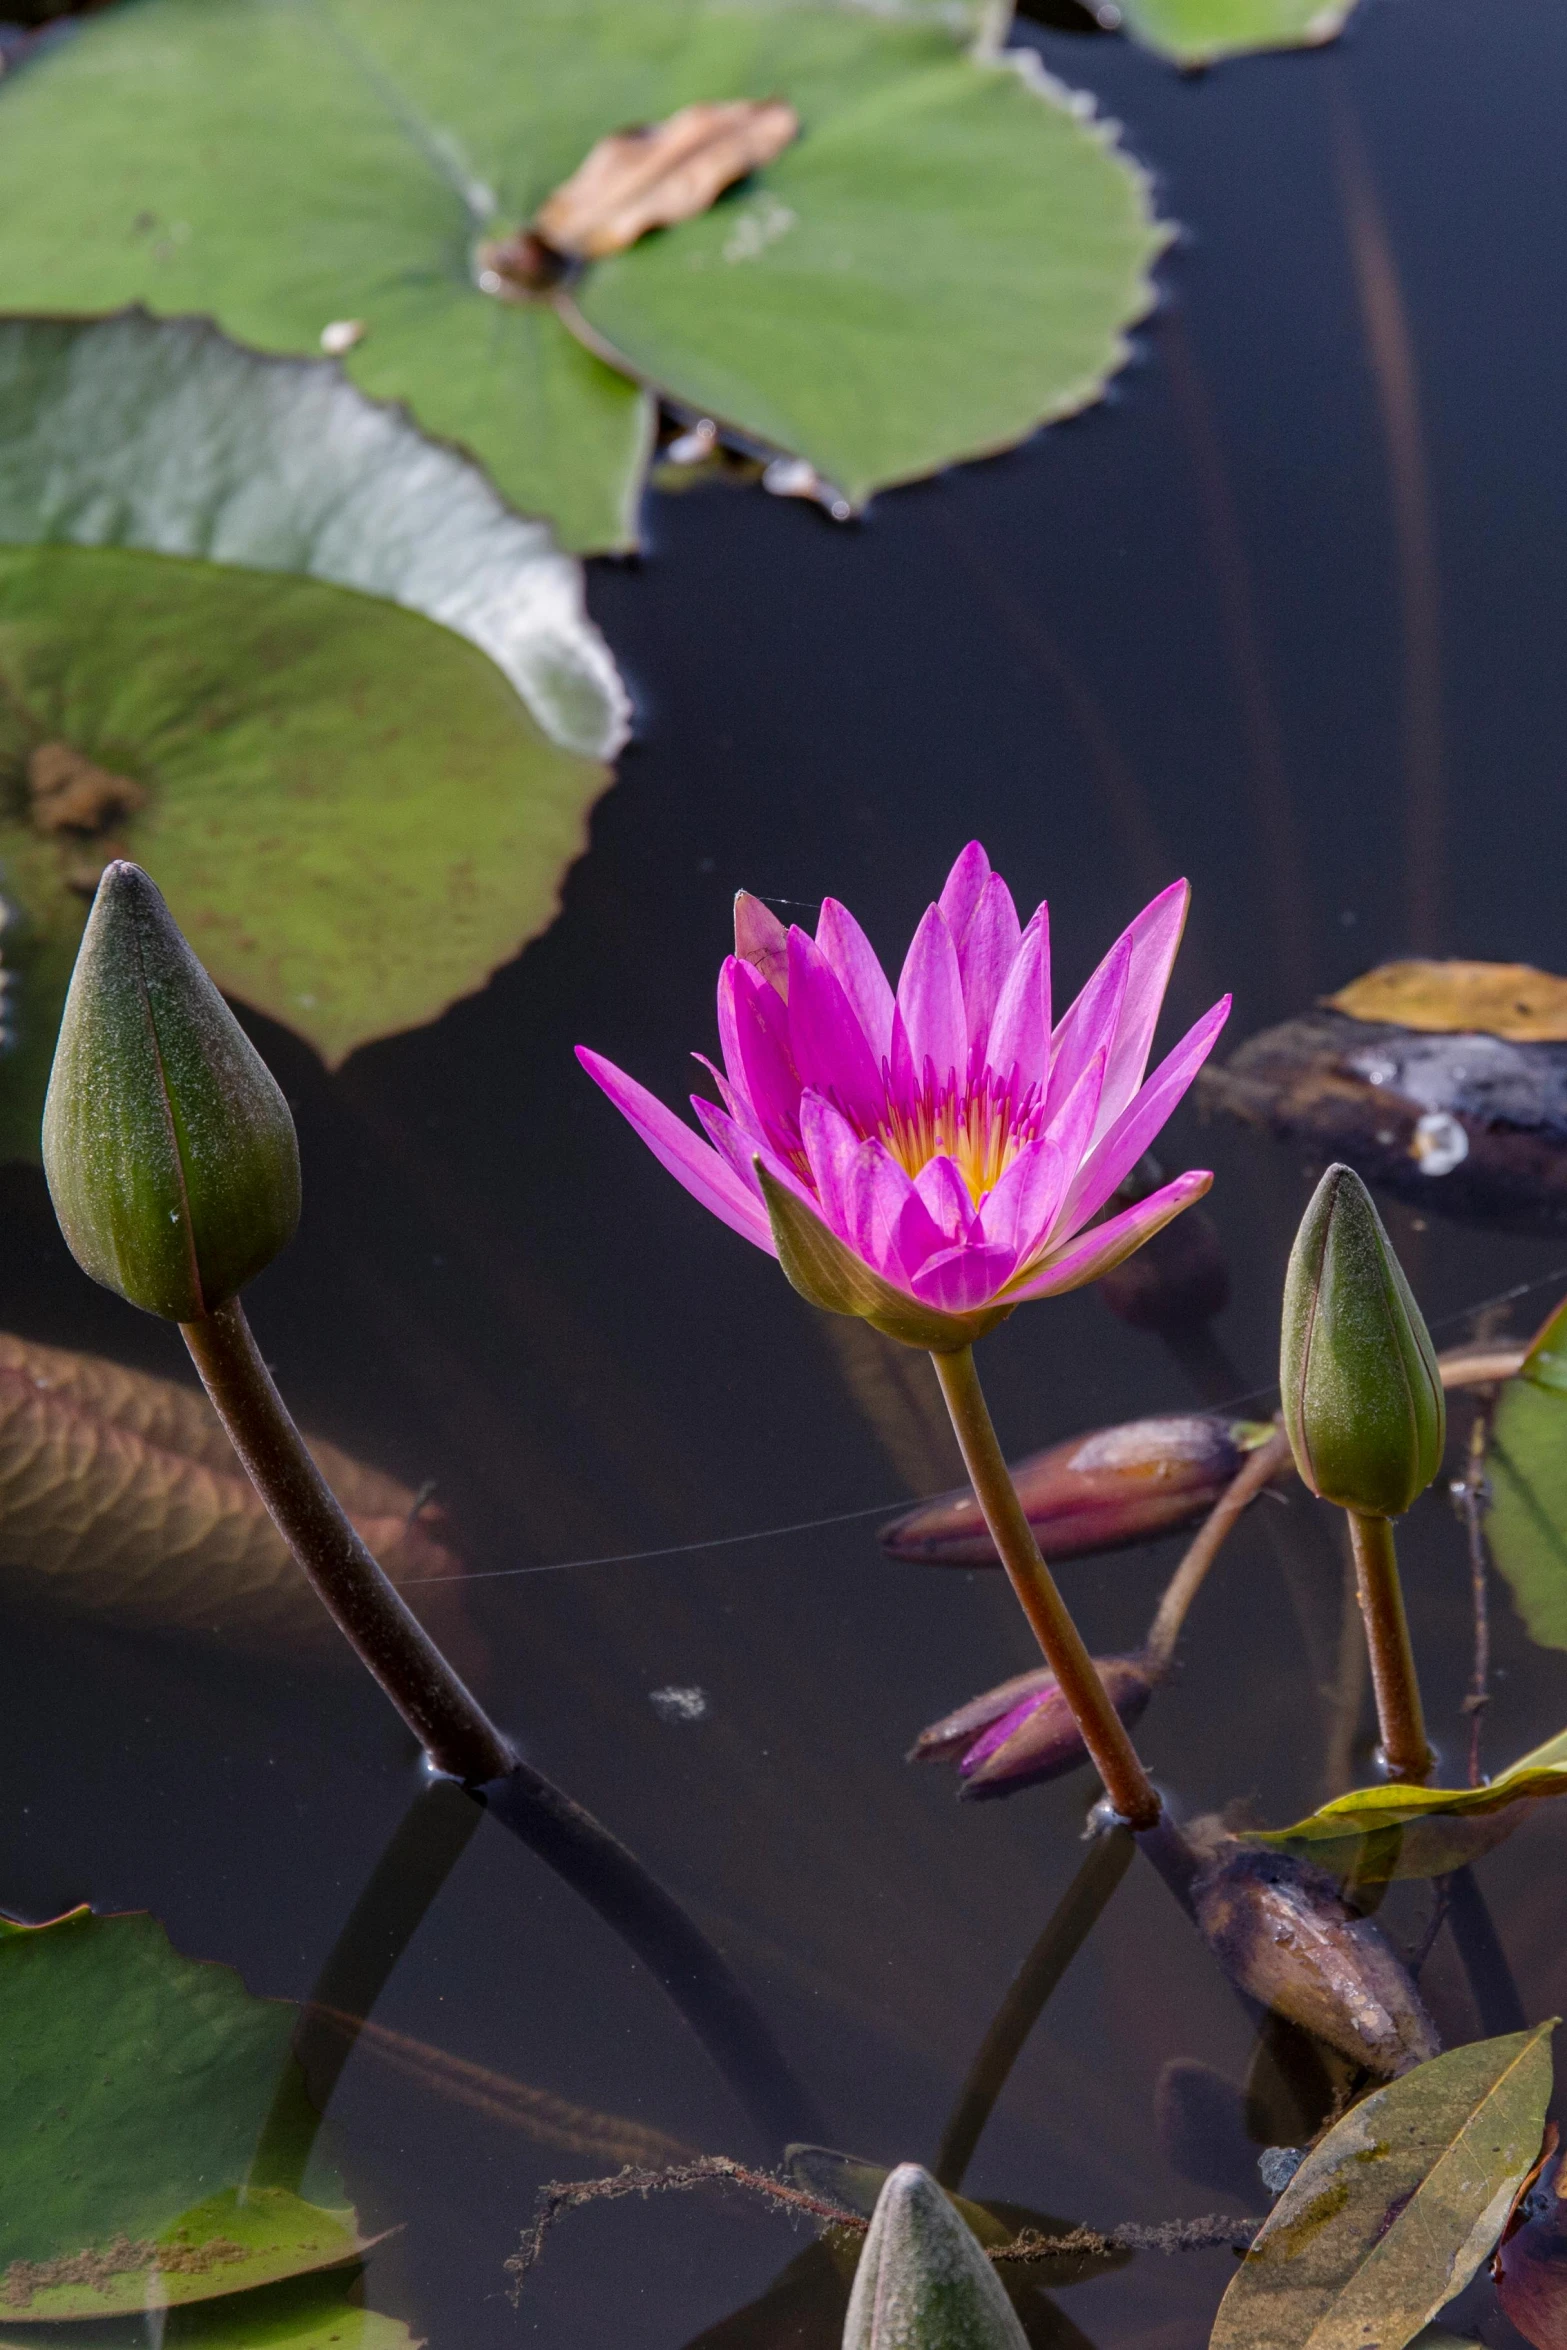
[[578, 845, 1230, 1350]]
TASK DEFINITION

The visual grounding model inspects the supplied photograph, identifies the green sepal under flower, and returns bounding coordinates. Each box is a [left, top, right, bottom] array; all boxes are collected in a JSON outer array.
[[42, 862, 301, 1321], [1280, 1162, 1445, 1518]]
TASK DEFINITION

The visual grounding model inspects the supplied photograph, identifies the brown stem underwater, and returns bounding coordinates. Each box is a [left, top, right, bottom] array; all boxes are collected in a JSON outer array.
[[182, 1297, 514, 1783], [931, 1345, 1162, 1830], [1348, 1509, 1433, 1785]]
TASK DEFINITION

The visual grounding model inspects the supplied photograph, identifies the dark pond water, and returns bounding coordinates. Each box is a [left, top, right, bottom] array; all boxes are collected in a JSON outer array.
[[5, 1, 1567, 2342]]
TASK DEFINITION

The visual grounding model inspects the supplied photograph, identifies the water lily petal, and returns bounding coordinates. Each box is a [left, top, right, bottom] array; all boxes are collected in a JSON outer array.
[[958, 871, 1023, 1063], [1047, 933, 1129, 1123], [788, 928, 886, 1131], [1093, 879, 1190, 1140], [979, 1137, 1068, 1260], [720, 956, 802, 1145], [816, 897, 895, 1065], [937, 840, 992, 940], [910, 1239, 1019, 1313], [1008, 1169, 1212, 1300], [896, 905, 967, 1089], [985, 906, 1051, 1093], [799, 1090, 869, 1246], [914, 1153, 980, 1244], [693, 1094, 766, 1200], [1059, 995, 1232, 1234], [577, 1049, 777, 1252], [733, 891, 790, 999]]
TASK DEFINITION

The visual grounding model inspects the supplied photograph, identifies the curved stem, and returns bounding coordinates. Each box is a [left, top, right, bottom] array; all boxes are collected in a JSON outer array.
[[182, 1297, 512, 1782], [934, 1825, 1134, 2190], [185, 1296, 826, 2152], [1347, 1511, 1433, 1785], [1144, 1424, 1292, 1674], [930, 1345, 1161, 1830]]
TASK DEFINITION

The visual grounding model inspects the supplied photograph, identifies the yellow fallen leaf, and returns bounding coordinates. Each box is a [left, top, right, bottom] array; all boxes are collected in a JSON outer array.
[[0, 1330, 474, 1660], [534, 98, 799, 260], [1327, 959, 1567, 1041]]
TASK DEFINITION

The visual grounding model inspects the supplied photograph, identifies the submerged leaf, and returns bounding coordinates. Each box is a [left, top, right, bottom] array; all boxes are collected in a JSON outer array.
[[1209, 2026, 1555, 2350], [533, 100, 799, 260], [0, 540, 611, 1156], [0, 2270, 418, 2350], [0, 1909, 359, 2316], [0, 1329, 475, 1659], [0, 0, 1164, 550]]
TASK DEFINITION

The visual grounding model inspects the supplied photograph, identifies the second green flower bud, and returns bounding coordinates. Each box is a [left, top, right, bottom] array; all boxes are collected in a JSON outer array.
[[1280, 1163, 1444, 1518], [42, 862, 301, 1323]]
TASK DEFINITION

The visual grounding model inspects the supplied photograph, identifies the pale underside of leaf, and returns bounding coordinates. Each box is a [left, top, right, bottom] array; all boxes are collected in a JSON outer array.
[[0, 1328, 480, 1663], [1209, 2026, 1555, 2350], [0, 311, 627, 762]]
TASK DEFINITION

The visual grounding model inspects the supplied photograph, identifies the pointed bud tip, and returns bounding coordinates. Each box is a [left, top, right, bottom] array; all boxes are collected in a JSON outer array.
[[43, 862, 301, 1322], [844, 2162, 1027, 2350]]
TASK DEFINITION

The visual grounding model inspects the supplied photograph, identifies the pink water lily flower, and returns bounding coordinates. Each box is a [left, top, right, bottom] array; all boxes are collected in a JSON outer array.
[[578, 844, 1230, 1351]]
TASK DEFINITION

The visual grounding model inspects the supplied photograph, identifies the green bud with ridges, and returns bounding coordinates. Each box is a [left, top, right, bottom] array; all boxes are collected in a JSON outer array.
[[842, 2163, 1028, 2350], [42, 863, 301, 1321], [1280, 1163, 1445, 1518]]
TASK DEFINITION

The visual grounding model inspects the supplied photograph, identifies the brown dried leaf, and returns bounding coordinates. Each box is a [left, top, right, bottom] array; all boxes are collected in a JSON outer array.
[[1329, 960, 1567, 1042], [27, 740, 146, 836], [0, 1330, 472, 1658], [534, 99, 798, 261]]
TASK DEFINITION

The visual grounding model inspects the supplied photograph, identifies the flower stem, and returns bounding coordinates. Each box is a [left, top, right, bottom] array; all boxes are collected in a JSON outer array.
[[1347, 1510, 1433, 1785], [182, 1295, 513, 1782], [1143, 1422, 1292, 1674], [930, 1345, 1162, 1830]]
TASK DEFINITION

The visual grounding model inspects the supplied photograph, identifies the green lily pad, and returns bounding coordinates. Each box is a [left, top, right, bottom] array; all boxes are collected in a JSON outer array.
[[1110, 0, 1360, 68], [0, 539, 612, 1160], [1486, 1294, 1567, 1650], [1210, 2026, 1556, 2350], [0, 0, 1164, 551], [0, 2271, 417, 2350], [0, 1909, 364, 2319], [1244, 1723, 1567, 1886], [0, 312, 626, 763]]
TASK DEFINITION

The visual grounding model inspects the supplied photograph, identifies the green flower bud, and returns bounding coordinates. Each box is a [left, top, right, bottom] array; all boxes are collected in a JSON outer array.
[[842, 2164, 1027, 2350], [42, 863, 301, 1321], [1280, 1163, 1444, 1517]]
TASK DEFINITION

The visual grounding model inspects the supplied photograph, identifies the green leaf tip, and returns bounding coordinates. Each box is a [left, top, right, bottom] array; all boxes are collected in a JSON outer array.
[[842, 2163, 1028, 2350], [42, 862, 301, 1322], [1279, 1163, 1445, 1518]]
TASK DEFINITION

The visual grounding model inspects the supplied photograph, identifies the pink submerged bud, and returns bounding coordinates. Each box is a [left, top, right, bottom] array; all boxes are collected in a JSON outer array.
[[577, 846, 1230, 1351], [881, 1412, 1274, 1567], [909, 1653, 1156, 1798]]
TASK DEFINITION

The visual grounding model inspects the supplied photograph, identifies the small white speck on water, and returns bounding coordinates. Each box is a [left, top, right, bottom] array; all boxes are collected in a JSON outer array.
[[649, 1685, 708, 1724]]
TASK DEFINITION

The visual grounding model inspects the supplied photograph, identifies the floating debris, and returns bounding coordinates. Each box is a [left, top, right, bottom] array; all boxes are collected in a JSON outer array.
[[649, 1684, 708, 1723], [881, 1412, 1276, 1567], [1199, 959, 1567, 1233]]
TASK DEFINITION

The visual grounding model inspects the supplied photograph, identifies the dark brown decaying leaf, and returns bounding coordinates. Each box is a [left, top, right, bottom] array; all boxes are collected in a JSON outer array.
[[533, 99, 799, 260], [1193, 1845, 1439, 2076], [0, 1330, 475, 1660]]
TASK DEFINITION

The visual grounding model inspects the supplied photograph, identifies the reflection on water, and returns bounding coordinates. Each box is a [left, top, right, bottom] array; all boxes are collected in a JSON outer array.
[[4, 1, 1567, 2342]]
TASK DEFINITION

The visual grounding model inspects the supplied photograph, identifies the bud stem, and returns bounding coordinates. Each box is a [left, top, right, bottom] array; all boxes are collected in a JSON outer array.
[[931, 1346, 1162, 1831], [1347, 1510, 1434, 1785], [181, 1296, 514, 1782]]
